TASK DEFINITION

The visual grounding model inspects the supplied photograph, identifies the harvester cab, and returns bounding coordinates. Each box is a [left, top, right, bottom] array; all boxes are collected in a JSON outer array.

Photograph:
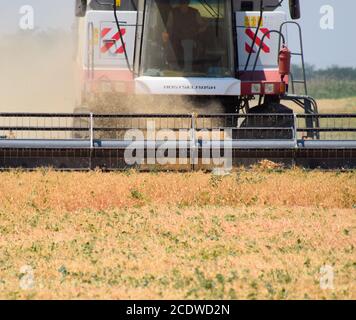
[[75, 0, 313, 117]]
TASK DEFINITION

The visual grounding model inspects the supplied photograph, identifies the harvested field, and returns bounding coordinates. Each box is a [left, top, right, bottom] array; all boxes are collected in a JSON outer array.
[[0, 168, 355, 299]]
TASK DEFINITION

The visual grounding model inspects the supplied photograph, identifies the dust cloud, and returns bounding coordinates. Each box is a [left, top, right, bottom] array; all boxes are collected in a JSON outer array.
[[89, 94, 224, 114], [0, 30, 76, 113]]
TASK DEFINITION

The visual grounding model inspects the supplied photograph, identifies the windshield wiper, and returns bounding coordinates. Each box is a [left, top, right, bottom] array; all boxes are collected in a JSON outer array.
[[198, 0, 219, 18]]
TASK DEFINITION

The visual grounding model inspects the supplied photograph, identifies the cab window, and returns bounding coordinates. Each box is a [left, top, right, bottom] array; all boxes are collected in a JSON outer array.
[[141, 0, 234, 78]]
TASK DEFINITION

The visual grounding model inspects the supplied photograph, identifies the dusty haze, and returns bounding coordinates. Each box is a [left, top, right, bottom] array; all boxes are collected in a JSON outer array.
[[0, 30, 76, 113]]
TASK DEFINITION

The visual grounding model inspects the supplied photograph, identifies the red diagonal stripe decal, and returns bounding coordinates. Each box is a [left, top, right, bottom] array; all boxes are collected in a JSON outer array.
[[112, 29, 126, 41], [101, 27, 111, 38], [245, 43, 255, 53], [112, 29, 126, 54], [101, 42, 114, 53], [116, 44, 126, 54], [100, 28, 127, 54], [245, 28, 270, 53], [260, 28, 271, 39]]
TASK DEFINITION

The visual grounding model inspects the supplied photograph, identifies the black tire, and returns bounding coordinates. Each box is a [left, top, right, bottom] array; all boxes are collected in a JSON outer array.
[[239, 103, 294, 139]]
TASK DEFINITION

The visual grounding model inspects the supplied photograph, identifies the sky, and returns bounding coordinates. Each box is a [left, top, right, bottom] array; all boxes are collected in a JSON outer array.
[[0, 0, 354, 68]]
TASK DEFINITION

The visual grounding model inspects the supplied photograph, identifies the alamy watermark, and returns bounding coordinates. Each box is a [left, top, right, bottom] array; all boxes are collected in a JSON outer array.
[[123, 121, 232, 170], [19, 265, 35, 290], [320, 265, 334, 290], [320, 5, 335, 30], [19, 5, 34, 30], [13, 263, 335, 292]]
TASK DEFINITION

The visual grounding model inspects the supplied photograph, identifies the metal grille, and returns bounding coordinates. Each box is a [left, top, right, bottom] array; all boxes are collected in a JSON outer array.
[[296, 114, 356, 141], [0, 113, 355, 170], [0, 113, 89, 140]]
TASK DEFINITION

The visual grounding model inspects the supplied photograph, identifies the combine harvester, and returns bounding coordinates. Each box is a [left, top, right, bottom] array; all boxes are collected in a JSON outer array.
[[0, 0, 355, 170]]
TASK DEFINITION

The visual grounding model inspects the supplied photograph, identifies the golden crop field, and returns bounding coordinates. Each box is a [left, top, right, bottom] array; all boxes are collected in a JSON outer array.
[[281, 97, 356, 114], [317, 97, 356, 113], [0, 167, 355, 300]]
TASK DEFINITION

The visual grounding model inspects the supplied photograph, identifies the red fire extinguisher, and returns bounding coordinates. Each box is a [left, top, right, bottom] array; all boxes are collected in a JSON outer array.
[[278, 45, 291, 81]]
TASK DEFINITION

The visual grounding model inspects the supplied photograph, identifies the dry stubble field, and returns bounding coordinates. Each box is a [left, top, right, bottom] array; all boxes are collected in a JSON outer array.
[[0, 167, 355, 300]]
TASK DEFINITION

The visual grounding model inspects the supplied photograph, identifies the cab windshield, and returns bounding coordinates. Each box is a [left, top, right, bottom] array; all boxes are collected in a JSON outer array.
[[141, 0, 234, 77]]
